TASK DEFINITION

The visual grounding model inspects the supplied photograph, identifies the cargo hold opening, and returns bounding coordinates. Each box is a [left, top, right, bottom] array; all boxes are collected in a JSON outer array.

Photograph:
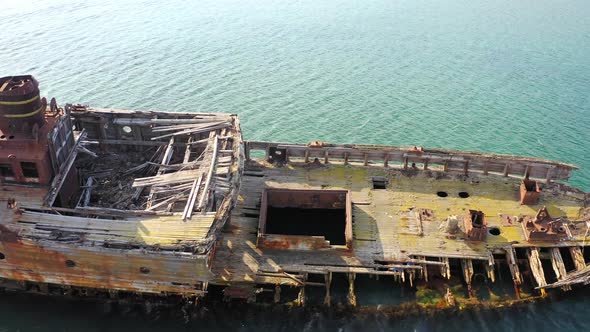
[[266, 207, 346, 244], [257, 189, 352, 250]]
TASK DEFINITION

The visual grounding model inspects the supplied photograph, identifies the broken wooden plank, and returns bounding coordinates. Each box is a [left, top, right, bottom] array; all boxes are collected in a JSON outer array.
[[44, 130, 87, 207], [197, 135, 219, 213], [528, 247, 547, 288], [183, 174, 204, 221]]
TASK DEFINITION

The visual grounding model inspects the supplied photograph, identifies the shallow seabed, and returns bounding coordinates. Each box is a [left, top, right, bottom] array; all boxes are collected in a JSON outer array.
[[1, 290, 590, 332], [0, 0, 589, 330]]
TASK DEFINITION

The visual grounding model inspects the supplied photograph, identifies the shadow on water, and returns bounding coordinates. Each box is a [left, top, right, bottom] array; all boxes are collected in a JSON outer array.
[[1, 288, 590, 332]]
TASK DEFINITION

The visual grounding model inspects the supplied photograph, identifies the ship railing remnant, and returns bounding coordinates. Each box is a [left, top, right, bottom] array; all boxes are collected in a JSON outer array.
[[244, 141, 578, 182]]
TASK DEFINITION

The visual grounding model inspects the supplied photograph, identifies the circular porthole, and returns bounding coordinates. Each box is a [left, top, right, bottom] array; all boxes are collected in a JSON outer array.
[[65, 259, 76, 268], [139, 266, 151, 274], [0, 252, 5, 260], [458, 192, 470, 198], [437, 191, 448, 198], [488, 227, 501, 236]]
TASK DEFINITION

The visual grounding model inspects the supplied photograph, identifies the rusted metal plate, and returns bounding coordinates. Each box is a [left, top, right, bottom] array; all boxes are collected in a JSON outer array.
[[464, 210, 487, 241], [520, 179, 541, 205], [258, 234, 331, 250], [0, 75, 45, 135], [522, 206, 571, 242]]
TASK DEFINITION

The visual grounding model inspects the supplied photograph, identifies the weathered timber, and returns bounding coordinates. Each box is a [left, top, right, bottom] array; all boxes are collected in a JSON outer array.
[[245, 141, 577, 181]]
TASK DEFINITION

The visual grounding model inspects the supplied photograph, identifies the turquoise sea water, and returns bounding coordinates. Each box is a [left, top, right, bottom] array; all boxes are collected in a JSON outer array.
[[1, 0, 589, 330]]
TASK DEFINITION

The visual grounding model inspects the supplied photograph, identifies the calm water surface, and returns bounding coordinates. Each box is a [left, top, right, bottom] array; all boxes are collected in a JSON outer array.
[[0, 0, 589, 330]]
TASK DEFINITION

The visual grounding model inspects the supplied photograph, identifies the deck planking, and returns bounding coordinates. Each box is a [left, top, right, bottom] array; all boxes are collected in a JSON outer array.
[[211, 159, 586, 286]]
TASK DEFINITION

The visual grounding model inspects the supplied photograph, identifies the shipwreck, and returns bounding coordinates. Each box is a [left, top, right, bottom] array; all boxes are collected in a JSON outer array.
[[0, 75, 589, 310]]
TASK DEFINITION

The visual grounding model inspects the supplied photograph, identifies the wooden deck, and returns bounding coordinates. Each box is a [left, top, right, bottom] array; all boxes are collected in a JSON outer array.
[[211, 159, 587, 287]]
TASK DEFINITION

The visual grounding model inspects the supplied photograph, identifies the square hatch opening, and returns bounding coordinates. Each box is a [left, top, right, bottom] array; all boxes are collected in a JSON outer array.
[[257, 189, 352, 250]]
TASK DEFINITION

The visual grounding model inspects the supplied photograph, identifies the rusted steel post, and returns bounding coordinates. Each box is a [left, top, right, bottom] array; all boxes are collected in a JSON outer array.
[[486, 254, 496, 283], [506, 248, 522, 299], [545, 167, 552, 183], [503, 163, 510, 177], [98, 118, 108, 153], [245, 141, 251, 161], [461, 259, 474, 298]]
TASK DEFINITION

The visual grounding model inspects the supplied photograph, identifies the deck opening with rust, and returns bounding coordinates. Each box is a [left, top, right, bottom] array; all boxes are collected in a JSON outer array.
[[257, 188, 353, 249], [266, 207, 346, 245]]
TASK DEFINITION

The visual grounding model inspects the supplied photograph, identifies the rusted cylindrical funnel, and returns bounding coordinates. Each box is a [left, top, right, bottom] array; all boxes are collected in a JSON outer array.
[[0, 75, 45, 136]]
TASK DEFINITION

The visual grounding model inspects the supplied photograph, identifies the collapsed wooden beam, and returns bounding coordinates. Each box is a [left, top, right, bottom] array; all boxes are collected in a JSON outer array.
[[347, 273, 357, 307], [44, 130, 87, 207], [145, 136, 175, 209], [550, 247, 571, 291], [197, 135, 219, 212], [461, 259, 474, 297], [183, 174, 203, 221], [505, 247, 522, 299], [528, 248, 547, 291], [569, 247, 586, 271], [324, 272, 332, 307], [486, 253, 496, 283]]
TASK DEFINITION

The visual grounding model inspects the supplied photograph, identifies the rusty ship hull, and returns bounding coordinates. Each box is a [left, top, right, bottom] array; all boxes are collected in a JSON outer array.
[[0, 75, 589, 310]]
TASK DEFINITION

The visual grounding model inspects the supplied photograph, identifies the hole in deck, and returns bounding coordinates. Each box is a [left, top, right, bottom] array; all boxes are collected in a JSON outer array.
[[436, 191, 448, 198], [471, 211, 484, 227], [488, 227, 501, 236], [0, 252, 5, 260], [259, 189, 351, 248], [266, 207, 346, 245], [372, 177, 387, 190], [65, 259, 76, 268], [523, 179, 538, 192], [458, 192, 470, 198], [244, 172, 264, 177], [139, 266, 151, 274]]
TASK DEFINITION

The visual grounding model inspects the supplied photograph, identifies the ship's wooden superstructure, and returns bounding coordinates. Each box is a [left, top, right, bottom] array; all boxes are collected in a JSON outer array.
[[1, 75, 589, 309], [0, 76, 243, 298]]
